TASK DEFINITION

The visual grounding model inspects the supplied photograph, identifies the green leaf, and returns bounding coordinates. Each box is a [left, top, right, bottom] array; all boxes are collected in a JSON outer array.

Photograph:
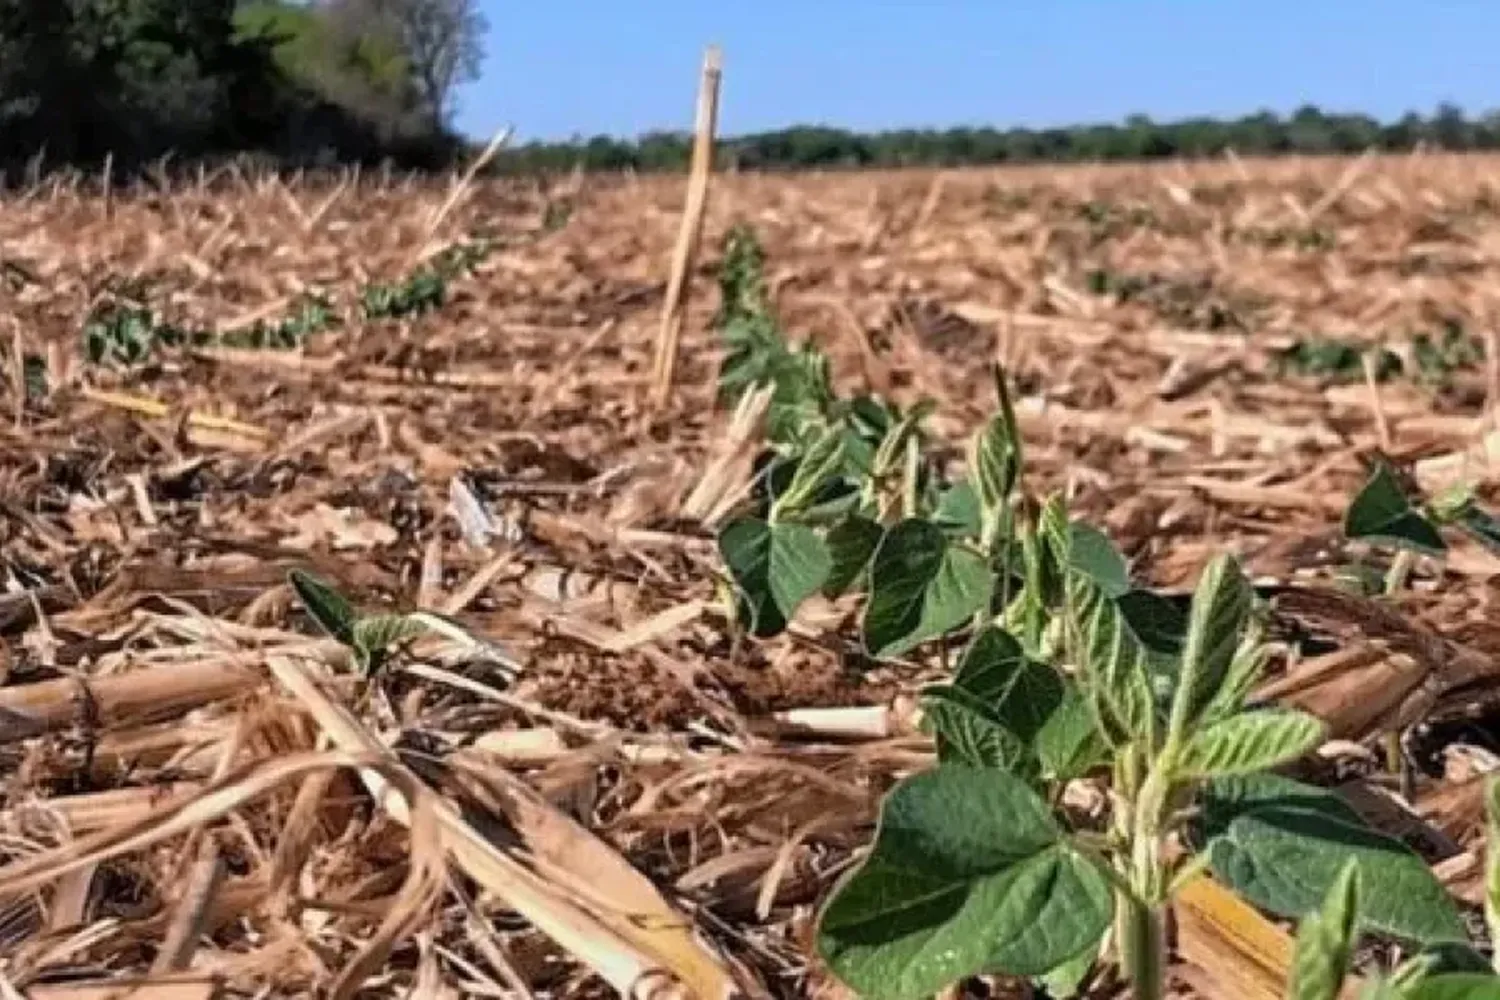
[[1169, 553, 1254, 740], [1426, 946, 1496, 977], [1355, 979, 1407, 1000], [1395, 955, 1447, 993], [1400, 975, 1500, 1000], [1199, 618, 1273, 725], [1344, 462, 1447, 556], [843, 394, 903, 446], [1003, 497, 1057, 643], [1401, 944, 1495, 984], [1034, 939, 1099, 999], [1122, 590, 1188, 653], [1068, 522, 1130, 598], [970, 395, 1022, 524], [718, 518, 832, 637], [764, 348, 837, 447], [933, 479, 981, 538], [951, 626, 1033, 704], [951, 627, 1107, 781], [718, 313, 786, 403], [351, 614, 430, 652], [872, 401, 936, 480], [1021, 495, 1071, 624], [1068, 575, 1160, 748], [1289, 860, 1361, 1000], [1177, 709, 1327, 778], [823, 516, 884, 598], [289, 569, 357, 646], [790, 483, 863, 526], [1116, 590, 1188, 655], [1035, 684, 1111, 781], [920, 685, 1029, 772], [349, 614, 432, 675], [1038, 494, 1072, 569], [714, 223, 769, 327], [990, 362, 1024, 484], [1456, 502, 1500, 556], [1201, 773, 1468, 946], [816, 765, 1114, 1000], [773, 426, 846, 519], [749, 452, 800, 515], [1056, 515, 1158, 743], [862, 520, 994, 659], [939, 628, 1050, 773]]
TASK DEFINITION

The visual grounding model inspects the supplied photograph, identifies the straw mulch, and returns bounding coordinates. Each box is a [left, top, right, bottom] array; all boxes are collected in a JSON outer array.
[[3, 153, 1500, 998]]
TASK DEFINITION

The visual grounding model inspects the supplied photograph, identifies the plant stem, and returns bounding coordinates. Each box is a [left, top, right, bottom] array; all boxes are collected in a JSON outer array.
[[1114, 755, 1173, 1000], [901, 434, 921, 520], [1019, 521, 1045, 652], [1115, 890, 1165, 1000], [1381, 728, 1416, 796], [1380, 550, 1415, 787], [1384, 548, 1416, 594]]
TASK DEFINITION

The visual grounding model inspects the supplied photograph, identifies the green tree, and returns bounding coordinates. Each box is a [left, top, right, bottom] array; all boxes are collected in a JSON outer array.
[[488, 103, 1500, 175], [237, 0, 420, 137], [0, 0, 288, 164], [325, 0, 485, 128], [0, 0, 473, 173]]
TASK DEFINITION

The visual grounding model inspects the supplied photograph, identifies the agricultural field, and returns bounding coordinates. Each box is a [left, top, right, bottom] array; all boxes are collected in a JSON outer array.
[[5, 152, 1500, 998]]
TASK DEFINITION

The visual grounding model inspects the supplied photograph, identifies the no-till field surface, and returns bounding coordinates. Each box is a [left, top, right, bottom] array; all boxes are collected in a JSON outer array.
[[4, 155, 1500, 997]]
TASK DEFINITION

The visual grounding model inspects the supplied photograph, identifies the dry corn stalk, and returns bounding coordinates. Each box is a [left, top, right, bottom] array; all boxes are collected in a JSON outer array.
[[266, 654, 755, 999]]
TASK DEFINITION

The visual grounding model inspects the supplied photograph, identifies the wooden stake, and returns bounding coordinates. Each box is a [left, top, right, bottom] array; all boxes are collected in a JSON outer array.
[[102, 151, 114, 220], [650, 45, 723, 408]]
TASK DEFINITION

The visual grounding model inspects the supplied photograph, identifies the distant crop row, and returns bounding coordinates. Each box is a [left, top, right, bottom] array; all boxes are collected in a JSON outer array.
[[79, 239, 494, 368], [1276, 324, 1486, 386]]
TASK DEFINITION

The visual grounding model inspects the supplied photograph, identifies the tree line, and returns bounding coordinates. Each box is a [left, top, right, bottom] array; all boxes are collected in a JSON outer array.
[[2, 9, 1498, 181], [491, 103, 1500, 174], [0, 0, 484, 175]]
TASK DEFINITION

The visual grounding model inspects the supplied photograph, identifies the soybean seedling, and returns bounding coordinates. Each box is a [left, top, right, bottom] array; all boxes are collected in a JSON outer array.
[[815, 528, 1471, 1000], [1341, 458, 1500, 787], [288, 569, 520, 680], [1287, 812, 1500, 1000], [703, 226, 1474, 1000]]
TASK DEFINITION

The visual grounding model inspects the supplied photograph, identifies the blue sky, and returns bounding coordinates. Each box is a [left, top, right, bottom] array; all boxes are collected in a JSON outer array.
[[455, 1, 1493, 142]]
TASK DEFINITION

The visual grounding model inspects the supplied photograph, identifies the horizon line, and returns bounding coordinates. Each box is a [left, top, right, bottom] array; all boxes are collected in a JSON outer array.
[[463, 99, 1493, 146]]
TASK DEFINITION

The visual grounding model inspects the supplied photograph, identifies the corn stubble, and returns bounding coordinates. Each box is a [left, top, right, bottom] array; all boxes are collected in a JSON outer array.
[[2, 154, 1500, 997]]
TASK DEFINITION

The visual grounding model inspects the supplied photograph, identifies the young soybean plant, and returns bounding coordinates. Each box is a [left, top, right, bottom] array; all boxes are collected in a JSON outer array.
[[1289, 851, 1500, 998], [701, 230, 1471, 997], [711, 236, 991, 640], [1340, 460, 1500, 784], [816, 526, 1471, 1000], [288, 569, 521, 679], [1342, 457, 1500, 595]]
